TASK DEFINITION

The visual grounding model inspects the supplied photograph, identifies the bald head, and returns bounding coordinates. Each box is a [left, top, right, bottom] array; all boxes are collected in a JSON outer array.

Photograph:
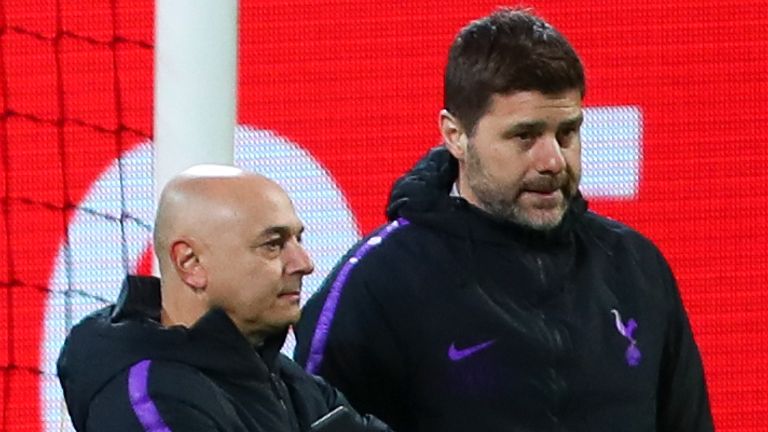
[[153, 165, 284, 275], [152, 165, 314, 342]]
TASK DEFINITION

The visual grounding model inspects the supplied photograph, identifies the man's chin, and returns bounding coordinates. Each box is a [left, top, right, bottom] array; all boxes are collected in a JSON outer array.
[[278, 307, 301, 326], [515, 206, 568, 231], [291, 308, 301, 325], [264, 307, 302, 330]]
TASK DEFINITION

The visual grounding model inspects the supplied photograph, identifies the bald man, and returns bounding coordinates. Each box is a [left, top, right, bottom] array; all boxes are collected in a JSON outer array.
[[57, 165, 392, 432]]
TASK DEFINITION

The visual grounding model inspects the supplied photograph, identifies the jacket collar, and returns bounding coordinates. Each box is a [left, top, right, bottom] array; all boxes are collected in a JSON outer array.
[[110, 275, 288, 370]]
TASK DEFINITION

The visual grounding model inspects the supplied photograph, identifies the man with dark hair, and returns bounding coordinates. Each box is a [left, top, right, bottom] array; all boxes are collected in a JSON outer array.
[[295, 8, 713, 432], [57, 165, 392, 431]]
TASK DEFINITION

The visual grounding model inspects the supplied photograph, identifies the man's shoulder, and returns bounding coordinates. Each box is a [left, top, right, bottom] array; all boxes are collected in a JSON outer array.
[[85, 359, 236, 431], [129, 359, 240, 419], [352, 217, 443, 264], [581, 211, 657, 245], [321, 219, 419, 281], [88, 360, 222, 408], [364, 217, 424, 247], [126, 359, 225, 401], [579, 210, 667, 264]]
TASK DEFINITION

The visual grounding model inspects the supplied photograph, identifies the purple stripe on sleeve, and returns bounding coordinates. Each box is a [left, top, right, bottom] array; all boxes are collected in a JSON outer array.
[[305, 217, 409, 373], [128, 360, 172, 432]]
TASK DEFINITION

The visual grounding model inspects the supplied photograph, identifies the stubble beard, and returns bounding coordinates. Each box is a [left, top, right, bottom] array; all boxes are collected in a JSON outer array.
[[464, 144, 579, 231]]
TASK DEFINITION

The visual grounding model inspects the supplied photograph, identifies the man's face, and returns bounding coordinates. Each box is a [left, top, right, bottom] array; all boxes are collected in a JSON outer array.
[[458, 90, 583, 230], [202, 184, 314, 339]]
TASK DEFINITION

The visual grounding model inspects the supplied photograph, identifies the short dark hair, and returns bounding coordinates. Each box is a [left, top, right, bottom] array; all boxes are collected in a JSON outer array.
[[444, 8, 585, 135]]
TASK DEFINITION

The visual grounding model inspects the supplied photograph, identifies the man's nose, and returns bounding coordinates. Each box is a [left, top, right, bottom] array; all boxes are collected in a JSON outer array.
[[285, 240, 315, 275], [532, 134, 566, 174]]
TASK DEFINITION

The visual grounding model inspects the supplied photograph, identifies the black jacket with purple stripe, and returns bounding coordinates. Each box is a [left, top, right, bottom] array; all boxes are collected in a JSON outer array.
[[294, 146, 714, 432], [56, 275, 392, 432]]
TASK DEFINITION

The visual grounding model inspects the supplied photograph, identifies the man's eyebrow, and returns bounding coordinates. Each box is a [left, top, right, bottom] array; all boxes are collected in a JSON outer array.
[[502, 113, 584, 136], [559, 113, 584, 128], [258, 225, 305, 239], [501, 120, 548, 137]]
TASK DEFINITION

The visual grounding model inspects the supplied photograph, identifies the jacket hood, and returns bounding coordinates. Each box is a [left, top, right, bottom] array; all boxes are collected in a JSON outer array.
[[386, 145, 588, 246], [56, 275, 288, 431]]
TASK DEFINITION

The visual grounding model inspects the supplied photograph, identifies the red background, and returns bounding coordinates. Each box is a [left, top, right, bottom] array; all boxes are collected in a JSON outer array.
[[1, 0, 766, 430]]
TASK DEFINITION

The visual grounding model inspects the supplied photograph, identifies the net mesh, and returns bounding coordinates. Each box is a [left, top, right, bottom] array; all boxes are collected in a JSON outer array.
[[1, 1, 154, 430]]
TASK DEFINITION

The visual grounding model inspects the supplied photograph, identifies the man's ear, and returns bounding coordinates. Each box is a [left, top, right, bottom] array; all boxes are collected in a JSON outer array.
[[439, 109, 468, 161], [170, 239, 207, 292]]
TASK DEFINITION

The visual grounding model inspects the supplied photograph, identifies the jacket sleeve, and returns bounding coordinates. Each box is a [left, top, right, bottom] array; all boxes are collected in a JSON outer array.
[[309, 374, 395, 432], [656, 256, 715, 432], [84, 361, 227, 431], [294, 263, 409, 429]]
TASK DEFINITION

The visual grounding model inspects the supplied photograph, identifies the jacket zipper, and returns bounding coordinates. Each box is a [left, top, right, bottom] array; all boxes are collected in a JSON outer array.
[[536, 256, 547, 287], [537, 253, 566, 425], [269, 373, 296, 431]]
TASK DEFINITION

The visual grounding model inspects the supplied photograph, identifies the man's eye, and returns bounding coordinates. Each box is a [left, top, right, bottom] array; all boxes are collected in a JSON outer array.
[[263, 239, 284, 251], [557, 128, 579, 147], [516, 132, 533, 141]]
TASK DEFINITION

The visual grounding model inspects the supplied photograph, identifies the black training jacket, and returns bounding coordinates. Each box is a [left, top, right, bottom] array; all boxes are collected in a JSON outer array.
[[294, 145, 714, 432], [57, 275, 392, 432]]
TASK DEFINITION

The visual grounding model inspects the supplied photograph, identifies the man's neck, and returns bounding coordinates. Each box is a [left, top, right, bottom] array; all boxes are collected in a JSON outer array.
[[159, 298, 206, 329]]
